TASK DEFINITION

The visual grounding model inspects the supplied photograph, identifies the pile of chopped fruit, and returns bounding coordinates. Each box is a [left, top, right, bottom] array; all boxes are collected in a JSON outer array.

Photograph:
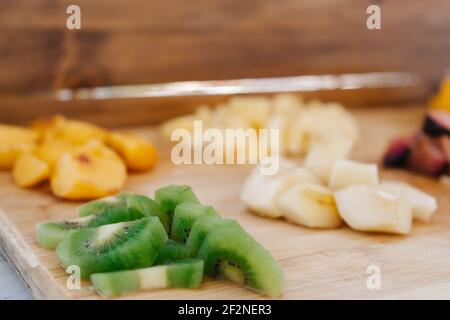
[[241, 153, 437, 235], [383, 78, 450, 179], [0, 115, 157, 200], [161, 94, 359, 157], [37, 185, 285, 298]]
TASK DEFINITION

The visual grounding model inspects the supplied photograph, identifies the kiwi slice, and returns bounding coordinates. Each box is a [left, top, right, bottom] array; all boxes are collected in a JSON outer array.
[[186, 216, 240, 257], [126, 194, 170, 232], [78, 192, 132, 217], [91, 259, 204, 298], [197, 226, 285, 297], [155, 240, 190, 265], [56, 217, 167, 278], [154, 185, 200, 217], [36, 207, 144, 250], [171, 203, 219, 243], [37, 215, 94, 250], [78, 192, 170, 230]]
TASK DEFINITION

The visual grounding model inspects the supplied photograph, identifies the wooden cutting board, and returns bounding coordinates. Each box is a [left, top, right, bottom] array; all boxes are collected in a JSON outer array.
[[1, 105, 450, 300]]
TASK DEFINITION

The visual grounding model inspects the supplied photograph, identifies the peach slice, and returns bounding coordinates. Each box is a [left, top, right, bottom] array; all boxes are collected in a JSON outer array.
[[31, 115, 107, 144], [35, 138, 76, 169], [51, 145, 127, 200], [107, 132, 157, 171], [30, 115, 67, 139], [12, 153, 50, 187], [0, 124, 38, 169], [58, 119, 107, 144]]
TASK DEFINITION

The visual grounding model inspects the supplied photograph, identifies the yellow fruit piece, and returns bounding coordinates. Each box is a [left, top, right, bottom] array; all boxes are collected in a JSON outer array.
[[35, 138, 76, 169], [51, 147, 127, 200], [0, 124, 38, 169], [58, 120, 107, 144], [30, 115, 66, 138], [31, 115, 107, 144], [430, 78, 450, 112], [12, 153, 50, 187], [107, 132, 158, 171]]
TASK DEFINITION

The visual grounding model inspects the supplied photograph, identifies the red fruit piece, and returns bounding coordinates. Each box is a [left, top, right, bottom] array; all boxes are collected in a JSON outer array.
[[383, 136, 413, 168], [436, 135, 450, 161], [407, 134, 448, 176], [423, 110, 450, 136]]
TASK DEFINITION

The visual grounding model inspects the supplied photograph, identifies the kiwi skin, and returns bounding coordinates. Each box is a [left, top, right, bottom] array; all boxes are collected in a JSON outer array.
[[170, 203, 219, 243], [196, 225, 285, 297], [185, 216, 240, 257], [56, 217, 168, 278]]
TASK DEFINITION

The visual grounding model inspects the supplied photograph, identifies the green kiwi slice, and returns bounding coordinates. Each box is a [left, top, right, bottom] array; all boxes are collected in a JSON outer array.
[[186, 216, 240, 257], [91, 259, 204, 298], [36, 216, 93, 250], [36, 207, 144, 250], [197, 226, 285, 297], [170, 203, 219, 243], [56, 217, 167, 278], [77, 192, 132, 217], [154, 185, 200, 217], [126, 194, 170, 232], [155, 240, 190, 265]]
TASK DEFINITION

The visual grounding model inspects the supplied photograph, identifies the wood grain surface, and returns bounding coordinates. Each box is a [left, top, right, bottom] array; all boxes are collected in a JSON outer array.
[[0, 0, 449, 93], [1, 104, 450, 299]]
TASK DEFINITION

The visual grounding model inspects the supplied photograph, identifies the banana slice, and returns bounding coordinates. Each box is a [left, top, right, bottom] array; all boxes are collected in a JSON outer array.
[[334, 184, 412, 235], [160, 115, 197, 140], [227, 96, 272, 129], [329, 159, 379, 190], [272, 93, 304, 112], [240, 159, 298, 218], [277, 183, 343, 229], [289, 167, 321, 185], [304, 137, 353, 183], [382, 181, 437, 222]]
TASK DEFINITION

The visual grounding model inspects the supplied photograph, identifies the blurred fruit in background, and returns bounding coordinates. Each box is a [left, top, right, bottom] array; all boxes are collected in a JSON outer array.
[[0, 116, 158, 200], [383, 77, 450, 179], [0, 125, 38, 169], [430, 76, 450, 113], [161, 93, 359, 159]]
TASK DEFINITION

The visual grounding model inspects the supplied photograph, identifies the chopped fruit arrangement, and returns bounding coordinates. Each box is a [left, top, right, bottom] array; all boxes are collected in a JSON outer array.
[[241, 157, 437, 235], [160, 94, 359, 158], [36, 186, 285, 298], [384, 78, 450, 180], [0, 115, 158, 200]]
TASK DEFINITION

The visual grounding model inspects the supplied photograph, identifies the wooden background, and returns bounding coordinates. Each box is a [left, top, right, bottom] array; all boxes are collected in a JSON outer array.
[[0, 0, 449, 125]]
